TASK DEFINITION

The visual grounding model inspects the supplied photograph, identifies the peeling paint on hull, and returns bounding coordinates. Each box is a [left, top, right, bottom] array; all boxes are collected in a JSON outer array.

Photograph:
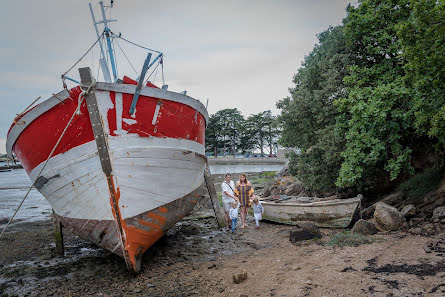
[[7, 81, 208, 273]]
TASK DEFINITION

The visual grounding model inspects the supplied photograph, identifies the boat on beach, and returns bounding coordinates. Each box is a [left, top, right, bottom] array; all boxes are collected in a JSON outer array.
[[6, 1, 208, 273], [260, 195, 361, 228]]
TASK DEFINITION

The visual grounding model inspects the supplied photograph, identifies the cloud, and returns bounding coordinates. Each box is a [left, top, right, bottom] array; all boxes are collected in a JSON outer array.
[[0, 0, 351, 137]]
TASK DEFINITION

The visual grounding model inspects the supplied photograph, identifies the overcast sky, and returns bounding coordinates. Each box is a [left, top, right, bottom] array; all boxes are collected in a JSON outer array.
[[0, 0, 352, 154]]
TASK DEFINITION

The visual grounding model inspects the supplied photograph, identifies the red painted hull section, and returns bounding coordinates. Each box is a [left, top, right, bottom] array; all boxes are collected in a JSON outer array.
[[11, 84, 205, 174]]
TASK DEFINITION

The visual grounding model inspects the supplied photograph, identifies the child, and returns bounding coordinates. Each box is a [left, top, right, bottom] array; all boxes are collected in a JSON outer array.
[[252, 197, 264, 229], [229, 201, 240, 233]]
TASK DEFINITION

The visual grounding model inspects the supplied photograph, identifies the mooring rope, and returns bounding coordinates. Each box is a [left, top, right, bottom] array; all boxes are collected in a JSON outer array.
[[0, 82, 96, 238]]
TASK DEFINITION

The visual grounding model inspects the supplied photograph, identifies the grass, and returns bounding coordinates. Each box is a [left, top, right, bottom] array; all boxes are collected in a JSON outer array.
[[396, 167, 444, 199], [260, 171, 276, 178], [328, 231, 372, 247]]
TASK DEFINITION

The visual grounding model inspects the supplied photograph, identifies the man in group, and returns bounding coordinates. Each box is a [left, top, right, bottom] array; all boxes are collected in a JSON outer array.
[[221, 173, 237, 230]]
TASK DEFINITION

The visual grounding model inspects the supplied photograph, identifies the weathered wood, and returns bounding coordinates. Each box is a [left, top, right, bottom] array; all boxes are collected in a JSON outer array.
[[79, 67, 131, 271], [204, 165, 226, 228], [52, 210, 64, 257]]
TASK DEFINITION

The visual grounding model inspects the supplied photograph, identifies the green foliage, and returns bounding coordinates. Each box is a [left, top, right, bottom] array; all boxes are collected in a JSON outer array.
[[277, 26, 348, 191], [396, 167, 445, 199], [278, 0, 444, 191], [205, 108, 245, 157], [245, 111, 280, 156], [328, 231, 372, 247], [397, 0, 445, 145], [205, 109, 280, 156], [335, 0, 415, 188], [259, 171, 276, 178]]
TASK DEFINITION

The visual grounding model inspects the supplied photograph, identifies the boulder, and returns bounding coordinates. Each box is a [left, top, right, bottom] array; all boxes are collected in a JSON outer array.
[[276, 166, 289, 178], [432, 206, 445, 220], [233, 270, 248, 284], [381, 191, 405, 207], [285, 180, 304, 196], [373, 202, 405, 231], [401, 204, 416, 218], [351, 219, 378, 235], [289, 221, 322, 244]]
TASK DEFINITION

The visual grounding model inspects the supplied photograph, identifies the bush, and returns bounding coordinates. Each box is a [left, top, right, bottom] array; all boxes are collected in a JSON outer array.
[[396, 167, 445, 199], [328, 231, 372, 247]]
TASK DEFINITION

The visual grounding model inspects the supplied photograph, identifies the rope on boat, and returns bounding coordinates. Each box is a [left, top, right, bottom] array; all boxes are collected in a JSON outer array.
[[0, 82, 96, 238]]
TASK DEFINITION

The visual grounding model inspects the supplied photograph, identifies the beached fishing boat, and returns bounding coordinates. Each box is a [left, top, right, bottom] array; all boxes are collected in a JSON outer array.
[[260, 195, 361, 228], [6, 1, 208, 273]]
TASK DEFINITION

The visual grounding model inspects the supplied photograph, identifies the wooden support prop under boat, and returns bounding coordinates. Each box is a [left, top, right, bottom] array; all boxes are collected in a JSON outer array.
[[204, 164, 226, 228], [52, 209, 64, 257]]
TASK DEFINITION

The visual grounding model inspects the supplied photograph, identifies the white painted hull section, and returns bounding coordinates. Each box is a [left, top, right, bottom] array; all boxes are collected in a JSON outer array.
[[29, 136, 205, 221], [108, 135, 205, 219]]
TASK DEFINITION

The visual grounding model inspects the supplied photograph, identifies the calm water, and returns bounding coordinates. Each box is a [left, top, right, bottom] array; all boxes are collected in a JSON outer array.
[[0, 168, 51, 226], [208, 163, 284, 175], [0, 163, 284, 225]]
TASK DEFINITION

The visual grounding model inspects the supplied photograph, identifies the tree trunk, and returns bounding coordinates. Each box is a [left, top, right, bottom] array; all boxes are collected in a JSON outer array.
[[260, 130, 264, 157], [269, 124, 273, 157]]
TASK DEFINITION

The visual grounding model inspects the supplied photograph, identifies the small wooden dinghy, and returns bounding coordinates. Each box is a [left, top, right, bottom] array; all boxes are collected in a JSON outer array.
[[260, 195, 361, 228]]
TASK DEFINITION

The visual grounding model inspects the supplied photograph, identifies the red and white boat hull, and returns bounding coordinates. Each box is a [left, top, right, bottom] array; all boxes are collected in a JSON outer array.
[[7, 78, 208, 272]]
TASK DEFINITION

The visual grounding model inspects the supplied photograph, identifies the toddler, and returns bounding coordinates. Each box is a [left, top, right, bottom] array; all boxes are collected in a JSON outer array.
[[229, 201, 240, 233], [252, 197, 264, 228]]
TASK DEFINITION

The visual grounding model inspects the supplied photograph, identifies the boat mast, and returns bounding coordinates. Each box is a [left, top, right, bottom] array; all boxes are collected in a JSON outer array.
[[89, 1, 118, 83]]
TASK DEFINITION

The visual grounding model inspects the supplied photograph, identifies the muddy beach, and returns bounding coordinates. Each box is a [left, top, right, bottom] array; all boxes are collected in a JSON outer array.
[[1, 213, 444, 297], [0, 172, 444, 296]]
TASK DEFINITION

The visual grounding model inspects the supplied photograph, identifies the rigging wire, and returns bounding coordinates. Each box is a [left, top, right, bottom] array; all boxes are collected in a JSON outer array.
[[114, 38, 139, 77], [111, 32, 162, 54], [62, 32, 104, 77], [144, 61, 161, 85]]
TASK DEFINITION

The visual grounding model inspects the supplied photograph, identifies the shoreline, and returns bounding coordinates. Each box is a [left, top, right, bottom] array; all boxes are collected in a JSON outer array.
[[1, 209, 444, 296]]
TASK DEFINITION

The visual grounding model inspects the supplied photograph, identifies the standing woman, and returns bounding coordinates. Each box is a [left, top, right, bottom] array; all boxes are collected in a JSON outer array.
[[234, 173, 255, 228]]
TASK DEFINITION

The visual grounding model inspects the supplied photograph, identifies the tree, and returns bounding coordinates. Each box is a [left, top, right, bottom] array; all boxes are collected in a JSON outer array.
[[277, 26, 349, 191], [205, 114, 223, 157], [397, 0, 445, 145], [205, 108, 245, 157], [246, 111, 277, 157], [334, 0, 415, 188]]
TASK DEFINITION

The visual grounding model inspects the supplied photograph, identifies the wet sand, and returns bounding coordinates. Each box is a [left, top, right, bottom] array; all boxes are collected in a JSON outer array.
[[1, 209, 444, 297]]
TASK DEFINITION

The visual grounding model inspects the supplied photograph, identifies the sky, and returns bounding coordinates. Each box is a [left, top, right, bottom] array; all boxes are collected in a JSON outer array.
[[0, 0, 352, 154]]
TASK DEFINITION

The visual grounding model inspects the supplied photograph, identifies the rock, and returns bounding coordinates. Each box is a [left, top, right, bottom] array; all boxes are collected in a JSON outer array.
[[423, 245, 432, 253], [351, 219, 378, 235], [381, 192, 405, 207], [373, 202, 405, 231], [432, 207, 445, 219], [285, 180, 304, 196], [276, 166, 289, 178], [233, 270, 248, 284], [289, 221, 321, 244], [401, 204, 416, 218]]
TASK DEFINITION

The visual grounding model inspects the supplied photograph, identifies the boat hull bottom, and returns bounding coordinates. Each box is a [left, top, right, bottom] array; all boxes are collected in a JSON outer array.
[[55, 183, 206, 272]]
